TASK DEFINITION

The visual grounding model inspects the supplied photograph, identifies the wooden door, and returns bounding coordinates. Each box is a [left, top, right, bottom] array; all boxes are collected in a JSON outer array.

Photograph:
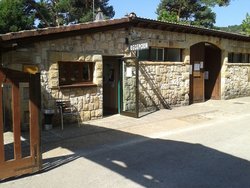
[[0, 68, 41, 180], [190, 43, 205, 103]]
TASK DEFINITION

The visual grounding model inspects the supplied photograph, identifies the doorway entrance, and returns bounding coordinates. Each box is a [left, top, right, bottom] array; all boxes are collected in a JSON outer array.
[[103, 56, 122, 116], [0, 68, 41, 180], [190, 42, 222, 104]]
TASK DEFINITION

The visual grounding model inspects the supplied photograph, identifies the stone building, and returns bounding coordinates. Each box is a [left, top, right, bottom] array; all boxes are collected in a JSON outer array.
[[0, 15, 250, 124]]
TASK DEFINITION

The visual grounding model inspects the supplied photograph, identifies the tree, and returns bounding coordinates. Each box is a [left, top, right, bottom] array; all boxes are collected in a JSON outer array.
[[0, 0, 115, 33], [33, 0, 72, 27], [157, 10, 179, 23], [34, 0, 115, 27], [69, 0, 115, 23], [0, 0, 35, 34], [241, 13, 250, 36], [193, 6, 216, 28], [156, 0, 230, 28], [216, 25, 242, 34], [201, 0, 230, 6]]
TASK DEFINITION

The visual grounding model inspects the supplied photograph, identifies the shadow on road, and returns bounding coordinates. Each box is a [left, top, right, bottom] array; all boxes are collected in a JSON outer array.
[[42, 122, 250, 187], [3, 123, 250, 187]]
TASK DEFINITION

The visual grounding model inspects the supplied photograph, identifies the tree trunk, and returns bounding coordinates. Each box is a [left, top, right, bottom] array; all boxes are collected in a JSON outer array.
[[177, 8, 181, 22]]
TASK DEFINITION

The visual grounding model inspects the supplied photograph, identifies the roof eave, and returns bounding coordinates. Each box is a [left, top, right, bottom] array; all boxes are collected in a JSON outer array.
[[130, 17, 250, 42]]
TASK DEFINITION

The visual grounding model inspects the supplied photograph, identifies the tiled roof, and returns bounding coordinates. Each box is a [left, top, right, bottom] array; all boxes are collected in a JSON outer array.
[[131, 17, 250, 41], [0, 15, 250, 48], [0, 17, 131, 43]]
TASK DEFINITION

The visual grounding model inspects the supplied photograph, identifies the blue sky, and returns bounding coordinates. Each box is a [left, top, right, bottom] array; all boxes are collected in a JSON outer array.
[[108, 0, 250, 27]]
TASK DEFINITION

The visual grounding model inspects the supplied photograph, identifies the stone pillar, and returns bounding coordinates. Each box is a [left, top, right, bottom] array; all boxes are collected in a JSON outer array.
[[220, 50, 227, 100]]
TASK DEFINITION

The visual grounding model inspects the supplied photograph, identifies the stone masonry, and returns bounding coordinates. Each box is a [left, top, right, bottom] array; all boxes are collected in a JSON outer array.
[[1, 25, 250, 124]]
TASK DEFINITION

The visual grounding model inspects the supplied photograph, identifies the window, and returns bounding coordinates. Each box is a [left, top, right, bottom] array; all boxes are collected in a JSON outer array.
[[58, 61, 94, 86], [23, 87, 29, 100], [242, 54, 249, 63], [165, 48, 182, 61], [150, 48, 164, 61], [228, 52, 250, 63], [228, 52, 233, 63], [138, 49, 149, 61], [233, 53, 241, 63], [137, 47, 182, 62]]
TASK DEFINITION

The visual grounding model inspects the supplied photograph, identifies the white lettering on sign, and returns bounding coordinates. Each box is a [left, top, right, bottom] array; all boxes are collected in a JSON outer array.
[[130, 43, 149, 51]]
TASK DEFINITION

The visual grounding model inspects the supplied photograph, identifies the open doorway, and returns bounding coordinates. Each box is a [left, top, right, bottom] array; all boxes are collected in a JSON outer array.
[[190, 42, 222, 104], [103, 56, 122, 116]]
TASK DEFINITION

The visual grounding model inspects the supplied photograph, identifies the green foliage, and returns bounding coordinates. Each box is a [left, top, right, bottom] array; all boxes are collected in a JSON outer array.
[[157, 10, 178, 22], [34, 0, 72, 27], [241, 13, 250, 35], [0, 0, 35, 34], [70, 0, 115, 23], [217, 13, 250, 35], [201, 0, 230, 6], [36, 0, 115, 27], [156, 0, 230, 28], [216, 25, 242, 34], [0, 0, 115, 33], [193, 6, 216, 28]]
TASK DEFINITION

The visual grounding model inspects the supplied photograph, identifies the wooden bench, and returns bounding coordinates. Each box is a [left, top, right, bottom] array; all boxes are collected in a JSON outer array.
[[56, 100, 79, 130]]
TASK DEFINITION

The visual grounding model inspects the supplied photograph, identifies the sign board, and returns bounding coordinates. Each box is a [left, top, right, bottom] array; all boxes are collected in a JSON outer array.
[[194, 63, 200, 71], [205, 71, 209, 80], [200, 61, 204, 69], [130, 42, 149, 51], [23, 65, 39, 74], [126, 67, 132, 77]]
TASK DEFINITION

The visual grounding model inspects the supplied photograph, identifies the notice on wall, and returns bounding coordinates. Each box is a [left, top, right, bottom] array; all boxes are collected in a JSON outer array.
[[126, 67, 132, 77], [200, 61, 204, 69], [194, 63, 200, 71], [205, 71, 209, 80]]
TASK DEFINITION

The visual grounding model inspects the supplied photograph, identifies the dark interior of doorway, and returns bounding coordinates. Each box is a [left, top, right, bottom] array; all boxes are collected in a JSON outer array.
[[204, 43, 221, 100], [103, 56, 121, 116]]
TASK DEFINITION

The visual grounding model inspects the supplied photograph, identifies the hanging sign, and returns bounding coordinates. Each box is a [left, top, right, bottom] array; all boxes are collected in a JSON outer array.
[[130, 42, 149, 51]]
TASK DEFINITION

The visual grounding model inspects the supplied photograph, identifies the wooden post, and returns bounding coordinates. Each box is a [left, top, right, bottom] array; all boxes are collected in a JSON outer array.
[[0, 74, 4, 163], [12, 81, 22, 160]]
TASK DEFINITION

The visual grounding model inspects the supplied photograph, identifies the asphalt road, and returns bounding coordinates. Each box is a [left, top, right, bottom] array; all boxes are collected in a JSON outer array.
[[2, 112, 250, 187]]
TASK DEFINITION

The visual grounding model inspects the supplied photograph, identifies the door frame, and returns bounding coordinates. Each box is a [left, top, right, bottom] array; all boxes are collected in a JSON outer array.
[[102, 56, 123, 116], [0, 68, 41, 180], [102, 56, 140, 118], [190, 42, 221, 104], [120, 57, 139, 118]]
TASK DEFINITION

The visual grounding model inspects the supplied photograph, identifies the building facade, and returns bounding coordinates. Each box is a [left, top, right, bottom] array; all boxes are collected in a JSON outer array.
[[1, 15, 250, 124]]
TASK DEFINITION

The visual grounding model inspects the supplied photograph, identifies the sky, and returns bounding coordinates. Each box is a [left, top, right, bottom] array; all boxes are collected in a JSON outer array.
[[108, 0, 250, 27]]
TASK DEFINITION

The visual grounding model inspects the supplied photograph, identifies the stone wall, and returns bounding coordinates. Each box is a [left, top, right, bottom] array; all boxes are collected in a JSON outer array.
[[122, 58, 137, 112], [41, 53, 103, 123], [1, 28, 129, 124], [129, 28, 250, 103], [128, 28, 191, 110], [1, 25, 250, 123], [222, 63, 250, 99], [122, 60, 190, 114], [139, 62, 190, 110]]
